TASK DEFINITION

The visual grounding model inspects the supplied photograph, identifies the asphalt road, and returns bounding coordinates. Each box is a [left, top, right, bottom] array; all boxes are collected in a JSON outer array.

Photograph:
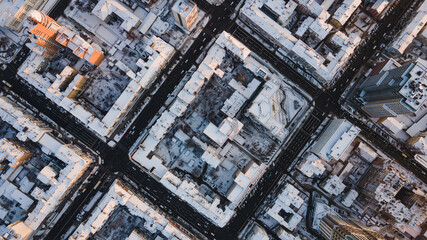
[[45, 170, 109, 239], [0, 0, 425, 239]]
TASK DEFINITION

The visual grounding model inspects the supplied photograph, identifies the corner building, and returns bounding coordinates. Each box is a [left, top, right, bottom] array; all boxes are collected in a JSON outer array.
[[359, 60, 427, 118]]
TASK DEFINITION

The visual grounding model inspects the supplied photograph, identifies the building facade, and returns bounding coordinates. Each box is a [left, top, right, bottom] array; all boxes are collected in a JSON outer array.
[[172, 0, 198, 30], [359, 60, 427, 118], [319, 215, 385, 240], [26, 10, 62, 58], [0, 138, 34, 168]]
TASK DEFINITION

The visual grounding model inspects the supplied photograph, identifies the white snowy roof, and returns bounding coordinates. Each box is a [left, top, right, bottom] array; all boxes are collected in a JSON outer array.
[[229, 78, 261, 99], [248, 80, 288, 140], [410, 136, 427, 152], [133, 153, 167, 179], [126, 229, 145, 240], [311, 119, 360, 161], [101, 81, 141, 128], [277, 228, 301, 240], [11, 186, 34, 210], [226, 184, 244, 203], [201, 150, 221, 168], [308, 17, 333, 40], [321, 175, 346, 196], [389, 12, 427, 54], [267, 183, 304, 231], [38, 133, 63, 153], [357, 142, 378, 162], [138, 12, 157, 34], [278, 184, 303, 209], [370, 0, 388, 14], [398, 61, 427, 112], [4, 221, 33, 240], [218, 117, 244, 141], [295, 17, 314, 38], [197, 63, 215, 79], [150, 111, 176, 140], [37, 166, 57, 185], [0, 138, 31, 166], [0, 206, 7, 220], [216, 32, 251, 61], [332, 0, 362, 26], [71, 180, 191, 240], [415, 154, 427, 169], [151, 36, 176, 60], [267, 199, 302, 231], [221, 91, 247, 118], [244, 162, 260, 179], [298, 153, 326, 178], [291, 40, 325, 70], [381, 117, 404, 134], [234, 171, 251, 189], [299, 0, 324, 16], [341, 189, 358, 207], [240, 0, 297, 51], [92, 0, 141, 32], [169, 98, 189, 117], [172, 0, 196, 19], [203, 122, 228, 146], [406, 113, 427, 137], [422, 28, 427, 39]]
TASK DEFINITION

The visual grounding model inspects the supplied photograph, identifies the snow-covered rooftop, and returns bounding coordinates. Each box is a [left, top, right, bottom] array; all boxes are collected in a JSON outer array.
[[309, 17, 333, 41], [201, 148, 222, 168], [311, 119, 360, 161], [37, 166, 57, 185], [388, 12, 427, 55], [266, 183, 303, 231], [320, 175, 346, 196], [0, 138, 33, 168], [331, 0, 362, 26], [240, 0, 361, 83], [398, 61, 427, 112], [240, 0, 297, 51], [216, 32, 251, 61], [203, 122, 228, 146], [291, 40, 325, 69], [92, 0, 141, 32], [56, 26, 104, 66], [341, 189, 358, 207], [172, 0, 196, 19], [297, 153, 326, 178], [248, 80, 289, 140], [70, 180, 190, 240], [357, 142, 378, 162], [0, 97, 92, 235]]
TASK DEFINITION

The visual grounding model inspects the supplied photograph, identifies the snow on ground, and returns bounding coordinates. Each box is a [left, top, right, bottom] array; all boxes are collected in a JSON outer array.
[[352, 11, 373, 32], [94, 206, 142, 240], [281, 85, 306, 124], [0, 120, 18, 138], [203, 162, 237, 196], [80, 71, 131, 115], [239, 116, 280, 162], [192, 76, 234, 126]]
